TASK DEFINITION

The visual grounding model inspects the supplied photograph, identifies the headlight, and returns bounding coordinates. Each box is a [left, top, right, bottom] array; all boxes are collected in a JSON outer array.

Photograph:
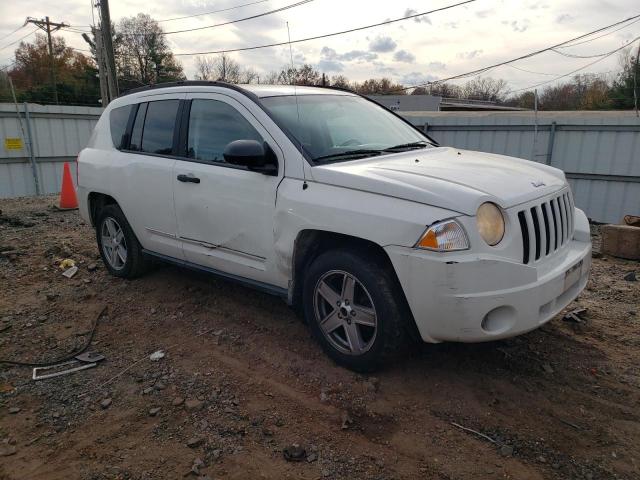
[[416, 219, 469, 251], [477, 202, 505, 246]]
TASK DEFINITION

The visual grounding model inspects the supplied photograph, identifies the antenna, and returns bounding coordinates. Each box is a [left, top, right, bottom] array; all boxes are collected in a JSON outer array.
[[286, 21, 308, 190]]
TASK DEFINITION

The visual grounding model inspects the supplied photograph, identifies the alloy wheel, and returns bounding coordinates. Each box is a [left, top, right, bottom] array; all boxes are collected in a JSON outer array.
[[101, 217, 127, 270], [313, 270, 378, 356]]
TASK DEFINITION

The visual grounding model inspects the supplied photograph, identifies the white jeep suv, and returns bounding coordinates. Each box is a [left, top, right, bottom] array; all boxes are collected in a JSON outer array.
[[78, 82, 591, 371]]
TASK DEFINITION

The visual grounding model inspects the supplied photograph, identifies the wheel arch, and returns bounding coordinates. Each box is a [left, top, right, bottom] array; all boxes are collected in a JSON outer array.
[[87, 192, 119, 227], [290, 230, 415, 327]]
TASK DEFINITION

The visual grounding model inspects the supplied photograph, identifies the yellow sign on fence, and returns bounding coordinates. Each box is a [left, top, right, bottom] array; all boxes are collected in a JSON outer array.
[[4, 138, 23, 150]]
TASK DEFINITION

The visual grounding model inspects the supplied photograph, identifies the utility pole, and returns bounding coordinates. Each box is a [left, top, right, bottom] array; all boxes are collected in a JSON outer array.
[[82, 30, 109, 106], [25, 17, 68, 104], [98, 0, 119, 100]]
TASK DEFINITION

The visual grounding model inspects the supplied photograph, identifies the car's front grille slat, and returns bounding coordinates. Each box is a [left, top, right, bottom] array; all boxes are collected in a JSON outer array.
[[518, 190, 574, 264]]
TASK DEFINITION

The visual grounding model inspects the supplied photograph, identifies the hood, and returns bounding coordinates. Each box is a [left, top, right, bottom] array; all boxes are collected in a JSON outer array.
[[309, 147, 567, 215]]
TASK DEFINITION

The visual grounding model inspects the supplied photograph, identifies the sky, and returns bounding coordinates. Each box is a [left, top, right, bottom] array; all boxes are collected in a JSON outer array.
[[0, 0, 638, 92]]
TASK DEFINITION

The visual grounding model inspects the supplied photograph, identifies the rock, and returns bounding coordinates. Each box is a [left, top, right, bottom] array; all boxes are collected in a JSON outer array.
[[0, 445, 17, 457], [542, 363, 554, 374], [538, 455, 547, 463], [8, 407, 21, 414], [149, 407, 161, 417], [283, 444, 306, 462], [142, 387, 153, 395], [499, 445, 514, 457], [601, 224, 640, 260], [100, 398, 112, 409], [172, 397, 185, 406], [87, 263, 97, 271], [187, 437, 205, 448], [150, 308, 157, 315], [364, 377, 379, 393], [306, 453, 318, 463], [341, 411, 353, 430], [154, 382, 166, 391], [185, 399, 204, 411], [623, 271, 637, 282]]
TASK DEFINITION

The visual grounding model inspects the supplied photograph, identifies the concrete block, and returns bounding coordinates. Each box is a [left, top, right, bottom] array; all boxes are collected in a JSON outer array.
[[601, 224, 640, 260]]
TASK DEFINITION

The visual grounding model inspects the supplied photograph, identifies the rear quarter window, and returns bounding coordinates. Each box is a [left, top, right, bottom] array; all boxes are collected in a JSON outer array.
[[109, 105, 133, 149]]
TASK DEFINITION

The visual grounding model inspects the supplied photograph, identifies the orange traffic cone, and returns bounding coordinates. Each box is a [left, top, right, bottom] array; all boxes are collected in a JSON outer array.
[[59, 162, 78, 210]]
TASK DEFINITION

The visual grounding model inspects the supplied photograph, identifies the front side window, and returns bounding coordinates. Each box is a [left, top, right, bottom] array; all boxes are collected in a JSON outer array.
[[187, 99, 263, 163], [140, 100, 180, 155], [261, 94, 432, 163], [109, 104, 133, 149]]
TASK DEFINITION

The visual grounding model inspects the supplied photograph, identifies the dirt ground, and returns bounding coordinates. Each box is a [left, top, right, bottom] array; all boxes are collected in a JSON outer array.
[[0, 195, 638, 480]]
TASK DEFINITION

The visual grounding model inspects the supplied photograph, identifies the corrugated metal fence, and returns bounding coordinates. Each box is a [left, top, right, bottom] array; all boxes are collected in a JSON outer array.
[[403, 110, 640, 224], [0, 103, 102, 198], [1, 104, 638, 224]]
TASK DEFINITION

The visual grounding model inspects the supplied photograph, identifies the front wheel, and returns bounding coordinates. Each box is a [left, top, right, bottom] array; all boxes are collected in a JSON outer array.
[[96, 204, 150, 278], [303, 249, 410, 372]]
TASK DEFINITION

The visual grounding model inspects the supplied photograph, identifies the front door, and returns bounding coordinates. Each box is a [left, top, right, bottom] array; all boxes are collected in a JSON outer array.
[[172, 93, 284, 286]]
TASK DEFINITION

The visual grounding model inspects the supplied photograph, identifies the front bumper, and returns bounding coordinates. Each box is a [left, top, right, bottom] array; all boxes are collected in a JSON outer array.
[[386, 211, 591, 343]]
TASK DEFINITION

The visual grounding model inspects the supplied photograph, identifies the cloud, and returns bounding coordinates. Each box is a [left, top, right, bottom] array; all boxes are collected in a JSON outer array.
[[475, 9, 493, 18], [457, 49, 483, 60], [427, 61, 446, 70], [404, 8, 431, 24], [320, 46, 377, 62], [556, 14, 574, 23], [372, 61, 397, 75], [393, 50, 415, 63], [369, 36, 397, 53], [503, 20, 530, 32], [317, 59, 344, 72], [399, 72, 438, 86]]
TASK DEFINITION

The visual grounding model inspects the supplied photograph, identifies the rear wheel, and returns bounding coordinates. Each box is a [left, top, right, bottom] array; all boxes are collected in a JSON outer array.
[[96, 204, 150, 278], [303, 249, 409, 372]]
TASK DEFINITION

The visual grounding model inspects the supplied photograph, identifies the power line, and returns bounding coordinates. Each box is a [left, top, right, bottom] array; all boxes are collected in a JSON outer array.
[[0, 27, 39, 52], [158, 0, 269, 23], [556, 16, 640, 49], [551, 40, 639, 59], [0, 24, 27, 42], [511, 36, 640, 93], [151, 0, 313, 36], [390, 13, 640, 92], [174, 0, 477, 56], [505, 64, 558, 76]]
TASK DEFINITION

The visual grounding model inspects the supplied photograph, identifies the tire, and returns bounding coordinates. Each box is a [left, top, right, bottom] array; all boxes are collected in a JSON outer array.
[[96, 204, 150, 278], [303, 248, 410, 372]]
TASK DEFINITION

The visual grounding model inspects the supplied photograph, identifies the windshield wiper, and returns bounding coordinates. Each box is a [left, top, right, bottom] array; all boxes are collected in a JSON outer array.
[[313, 149, 383, 163], [383, 141, 430, 152]]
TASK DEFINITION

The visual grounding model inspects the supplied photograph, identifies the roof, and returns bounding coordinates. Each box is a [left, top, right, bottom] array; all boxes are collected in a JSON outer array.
[[119, 81, 353, 99]]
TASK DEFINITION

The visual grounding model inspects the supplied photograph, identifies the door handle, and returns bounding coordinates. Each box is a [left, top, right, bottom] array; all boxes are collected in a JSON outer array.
[[177, 174, 200, 184]]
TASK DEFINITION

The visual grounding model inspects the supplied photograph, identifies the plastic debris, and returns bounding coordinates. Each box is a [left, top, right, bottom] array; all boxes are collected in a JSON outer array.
[[59, 258, 75, 270], [149, 350, 165, 361], [62, 266, 78, 278]]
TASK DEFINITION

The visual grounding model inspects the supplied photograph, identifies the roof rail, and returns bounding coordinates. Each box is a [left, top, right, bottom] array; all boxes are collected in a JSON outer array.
[[118, 80, 249, 98]]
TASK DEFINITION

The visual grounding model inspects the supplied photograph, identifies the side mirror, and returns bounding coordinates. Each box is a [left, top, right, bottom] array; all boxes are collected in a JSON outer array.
[[223, 140, 278, 176]]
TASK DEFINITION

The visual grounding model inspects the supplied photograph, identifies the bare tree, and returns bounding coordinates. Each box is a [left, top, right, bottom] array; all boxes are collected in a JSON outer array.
[[194, 54, 241, 82], [460, 77, 509, 102]]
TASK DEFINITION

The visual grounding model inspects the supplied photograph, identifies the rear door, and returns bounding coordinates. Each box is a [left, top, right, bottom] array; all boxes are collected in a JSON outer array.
[[111, 94, 184, 259], [172, 93, 283, 286]]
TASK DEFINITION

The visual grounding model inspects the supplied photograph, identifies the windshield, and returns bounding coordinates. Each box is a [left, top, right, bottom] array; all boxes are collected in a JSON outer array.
[[260, 94, 433, 163]]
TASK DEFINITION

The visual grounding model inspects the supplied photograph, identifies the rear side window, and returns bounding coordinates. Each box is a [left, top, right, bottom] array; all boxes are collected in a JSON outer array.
[[140, 100, 180, 155], [109, 105, 133, 149], [187, 99, 263, 163]]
